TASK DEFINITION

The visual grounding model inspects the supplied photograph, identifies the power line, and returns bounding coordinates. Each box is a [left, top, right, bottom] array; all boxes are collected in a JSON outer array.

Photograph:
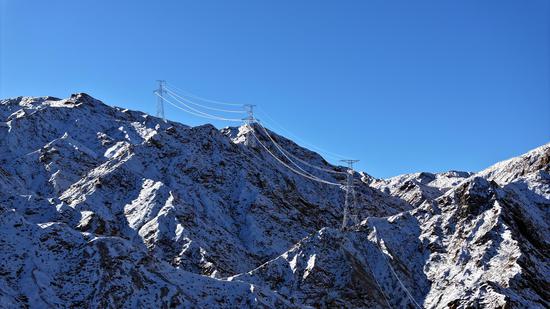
[[165, 82, 244, 107], [248, 124, 342, 187], [257, 106, 350, 161], [278, 145, 347, 175], [158, 83, 349, 192], [163, 83, 352, 163], [165, 91, 237, 120], [158, 82, 356, 195], [154, 92, 242, 122], [257, 116, 347, 175], [164, 83, 353, 162], [164, 87, 246, 114], [162, 91, 243, 121], [369, 255, 393, 309], [257, 122, 334, 182], [355, 239, 393, 309], [372, 227, 423, 309], [156, 92, 225, 120], [256, 123, 349, 194]]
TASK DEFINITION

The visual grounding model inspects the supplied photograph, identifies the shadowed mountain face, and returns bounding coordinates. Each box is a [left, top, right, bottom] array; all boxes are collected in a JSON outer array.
[[0, 94, 548, 308]]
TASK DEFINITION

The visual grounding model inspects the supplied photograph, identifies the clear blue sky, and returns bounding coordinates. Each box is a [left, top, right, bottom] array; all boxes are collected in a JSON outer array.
[[1, 0, 549, 178]]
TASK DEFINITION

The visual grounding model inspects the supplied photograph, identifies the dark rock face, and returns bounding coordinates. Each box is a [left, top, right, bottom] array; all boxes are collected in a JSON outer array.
[[0, 94, 548, 308]]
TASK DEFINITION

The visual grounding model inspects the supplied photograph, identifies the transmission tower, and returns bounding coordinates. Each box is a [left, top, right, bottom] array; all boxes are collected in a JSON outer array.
[[155, 80, 166, 122], [243, 104, 257, 125], [340, 159, 359, 230], [242, 104, 258, 147]]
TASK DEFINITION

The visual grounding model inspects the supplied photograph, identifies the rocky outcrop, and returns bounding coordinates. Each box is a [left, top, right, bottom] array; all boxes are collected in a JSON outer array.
[[0, 94, 547, 307]]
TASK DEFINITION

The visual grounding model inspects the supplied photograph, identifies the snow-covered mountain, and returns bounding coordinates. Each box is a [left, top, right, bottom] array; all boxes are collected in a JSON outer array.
[[0, 93, 548, 308]]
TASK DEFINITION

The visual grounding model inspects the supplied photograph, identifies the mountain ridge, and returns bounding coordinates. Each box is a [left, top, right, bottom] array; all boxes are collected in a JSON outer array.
[[0, 93, 548, 308]]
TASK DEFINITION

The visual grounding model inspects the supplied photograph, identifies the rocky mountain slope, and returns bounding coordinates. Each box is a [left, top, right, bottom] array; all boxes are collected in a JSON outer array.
[[0, 94, 548, 308]]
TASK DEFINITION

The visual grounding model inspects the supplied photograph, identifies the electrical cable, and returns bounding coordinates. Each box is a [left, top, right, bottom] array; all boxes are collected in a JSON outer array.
[[257, 122, 341, 182], [164, 87, 246, 114], [248, 125, 342, 187], [356, 239, 393, 309], [154, 92, 242, 122], [257, 106, 350, 161], [372, 227, 423, 309], [157, 86, 348, 186], [165, 91, 242, 120], [279, 146, 347, 175], [165, 82, 244, 106], [161, 91, 243, 121]]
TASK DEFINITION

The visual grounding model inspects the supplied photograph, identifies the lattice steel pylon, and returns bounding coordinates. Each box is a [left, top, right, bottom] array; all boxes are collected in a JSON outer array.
[[243, 104, 258, 146], [340, 159, 359, 230], [243, 104, 257, 125], [155, 80, 166, 122]]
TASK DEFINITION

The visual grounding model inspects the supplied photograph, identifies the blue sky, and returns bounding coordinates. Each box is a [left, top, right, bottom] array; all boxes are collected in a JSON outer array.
[[1, 0, 549, 178]]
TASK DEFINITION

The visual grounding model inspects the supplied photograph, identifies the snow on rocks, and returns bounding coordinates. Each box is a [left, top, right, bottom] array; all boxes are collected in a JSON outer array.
[[0, 93, 547, 308]]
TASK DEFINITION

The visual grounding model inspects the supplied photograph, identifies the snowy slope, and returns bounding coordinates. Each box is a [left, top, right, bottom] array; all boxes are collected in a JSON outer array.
[[0, 93, 548, 308], [231, 146, 549, 308], [370, 171, 473, 207]]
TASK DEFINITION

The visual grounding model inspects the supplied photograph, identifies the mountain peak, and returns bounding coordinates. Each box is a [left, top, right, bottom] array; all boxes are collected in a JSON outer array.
[[0, 94, 548, 308]]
